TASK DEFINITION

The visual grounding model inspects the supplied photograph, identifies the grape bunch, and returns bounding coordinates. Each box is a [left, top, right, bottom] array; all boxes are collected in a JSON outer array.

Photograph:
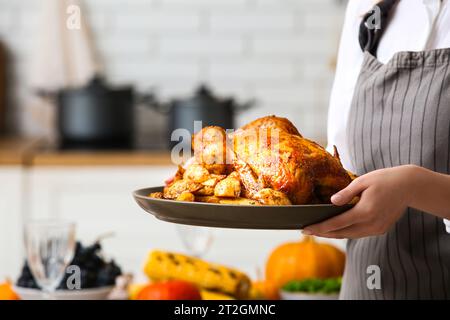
[[16, 261, 39, 289], [16, 241, 122, 290]]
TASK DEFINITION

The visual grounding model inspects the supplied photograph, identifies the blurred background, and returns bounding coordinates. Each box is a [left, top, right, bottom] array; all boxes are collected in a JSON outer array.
[[0, 0, 348, 285], [0, 0, 347, 142]]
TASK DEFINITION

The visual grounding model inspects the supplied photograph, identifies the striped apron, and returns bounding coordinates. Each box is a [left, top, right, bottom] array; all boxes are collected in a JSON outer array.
[[340, 6, 450, 299]]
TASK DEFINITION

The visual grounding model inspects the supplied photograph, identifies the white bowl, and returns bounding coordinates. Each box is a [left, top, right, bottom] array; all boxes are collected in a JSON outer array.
[[280, 290, 339, 300], [14, 286, 114, 300]]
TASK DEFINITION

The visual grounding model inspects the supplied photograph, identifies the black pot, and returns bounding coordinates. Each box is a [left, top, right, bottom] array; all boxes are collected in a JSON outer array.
[[51, 77, 135, 149], [147, 85, 255, 148]]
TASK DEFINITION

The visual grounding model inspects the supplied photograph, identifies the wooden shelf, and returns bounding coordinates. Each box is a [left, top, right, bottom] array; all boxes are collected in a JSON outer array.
[[0, 136, 174, 166], [31, 150, 173, 166], [0, 137, 41, 165]]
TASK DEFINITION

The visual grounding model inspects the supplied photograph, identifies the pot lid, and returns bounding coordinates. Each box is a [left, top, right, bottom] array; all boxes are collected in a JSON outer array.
[[174, 84, 233, 107]]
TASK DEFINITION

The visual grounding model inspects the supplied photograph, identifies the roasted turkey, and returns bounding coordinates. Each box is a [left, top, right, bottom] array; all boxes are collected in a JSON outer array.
[[190, 115, 353, 205]]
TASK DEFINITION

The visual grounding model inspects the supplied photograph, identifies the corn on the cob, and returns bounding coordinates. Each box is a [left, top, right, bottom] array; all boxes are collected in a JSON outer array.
[[143, 250, 251, 299], [201, 290, 234, 300]]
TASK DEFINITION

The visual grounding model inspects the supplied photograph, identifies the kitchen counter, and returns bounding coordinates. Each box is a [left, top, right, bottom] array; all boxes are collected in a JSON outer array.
[[0, 136, 174, 166], [31, 149, 173, 166], [0, 137, 41, 165]]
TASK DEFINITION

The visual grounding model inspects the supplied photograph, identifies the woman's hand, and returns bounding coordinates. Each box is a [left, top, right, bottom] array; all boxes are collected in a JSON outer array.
[[303, 165, 419, 239]]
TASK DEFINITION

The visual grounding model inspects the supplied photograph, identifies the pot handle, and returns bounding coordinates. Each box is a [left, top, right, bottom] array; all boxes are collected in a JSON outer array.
[[231, 98, 257, 113], [35, 89, 57, 103]]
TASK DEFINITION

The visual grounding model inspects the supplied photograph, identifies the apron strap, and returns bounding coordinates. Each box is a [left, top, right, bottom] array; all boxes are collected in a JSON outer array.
[[359, 0, 400, 56]]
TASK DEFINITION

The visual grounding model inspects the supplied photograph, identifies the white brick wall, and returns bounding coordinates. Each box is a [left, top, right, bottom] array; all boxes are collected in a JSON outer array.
[[0, 0, 347, 144], [210, 12, 296, 32]]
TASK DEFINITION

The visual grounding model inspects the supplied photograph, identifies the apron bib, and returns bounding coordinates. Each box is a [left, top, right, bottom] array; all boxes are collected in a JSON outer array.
[[341, 2, 450, 300]]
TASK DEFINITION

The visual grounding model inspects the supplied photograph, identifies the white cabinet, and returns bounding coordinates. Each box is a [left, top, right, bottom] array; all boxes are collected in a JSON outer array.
[[0, 162, 349, 280], [0, 167, 24, 280], [27, 166, 176, 276], [26, 166, 345, 277]]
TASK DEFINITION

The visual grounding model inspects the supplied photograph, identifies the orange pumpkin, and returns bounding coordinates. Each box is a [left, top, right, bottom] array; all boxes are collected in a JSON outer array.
[[136, 280, 202, 300], [265, 236, 345, 289], [0, 281, 19, 300]]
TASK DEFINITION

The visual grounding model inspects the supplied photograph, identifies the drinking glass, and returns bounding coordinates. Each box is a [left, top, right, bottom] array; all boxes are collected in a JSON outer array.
[[24, 220, 76, 299], [176, 225, 214, 258]]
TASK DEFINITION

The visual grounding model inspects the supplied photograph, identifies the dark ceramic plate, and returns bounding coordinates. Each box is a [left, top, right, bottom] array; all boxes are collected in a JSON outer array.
[[133, 187, 353, 230]]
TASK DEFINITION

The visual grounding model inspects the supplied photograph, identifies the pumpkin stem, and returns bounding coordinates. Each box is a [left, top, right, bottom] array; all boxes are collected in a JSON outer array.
[[255, 267, 263, 281], [302, 235, 315, 243], [95, 231, 116, 243]]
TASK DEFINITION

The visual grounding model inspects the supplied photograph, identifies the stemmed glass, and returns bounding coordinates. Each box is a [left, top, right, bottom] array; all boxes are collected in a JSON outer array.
[[24, 220, 76, 299], [176, 225, 214, 258]]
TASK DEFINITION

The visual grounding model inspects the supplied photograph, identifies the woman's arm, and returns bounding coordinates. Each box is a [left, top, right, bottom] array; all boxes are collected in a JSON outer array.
[[408, 165, 450, 219], [303, 165, 450, 239]]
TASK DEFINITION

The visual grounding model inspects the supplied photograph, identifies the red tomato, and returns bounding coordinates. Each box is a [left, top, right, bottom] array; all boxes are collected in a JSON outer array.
[[137, 280, 201, 300]]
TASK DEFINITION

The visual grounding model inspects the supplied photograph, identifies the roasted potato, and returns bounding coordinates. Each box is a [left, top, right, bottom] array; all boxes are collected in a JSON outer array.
[[192, 126, 232, 175], [183, 164, 210, 183], [204, 163, 231, 175], [227, 171, 240, 181], [254, 188, 292, 205], [202, 174, 226, 187], [176, 191, 195, 202], [174, 165, 185, 181], [195, 196, 221, 203], [164, 165, 185, 186], [214, 177, 241, 198], [218, 198, 260, 205], [164, 180, 202, 199], [149, 192, 164, 199], [194, 185, 215, 196]]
